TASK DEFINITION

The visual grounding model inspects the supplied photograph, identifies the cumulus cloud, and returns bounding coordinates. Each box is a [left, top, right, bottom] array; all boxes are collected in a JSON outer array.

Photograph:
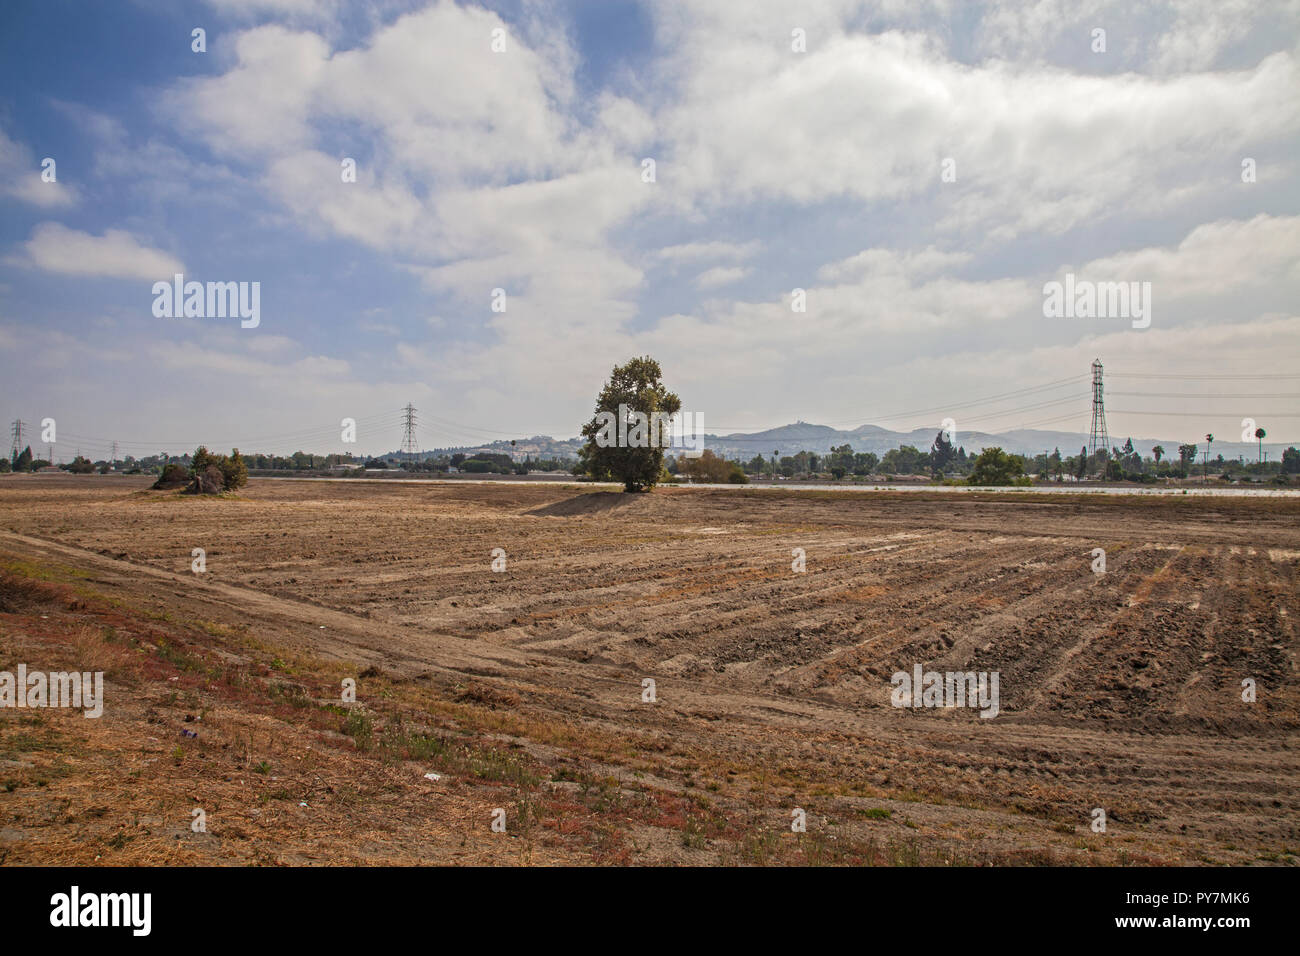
[[695, 265, 752, 288], [8, 0, 1298, 447], [10, 223, 183, 280]]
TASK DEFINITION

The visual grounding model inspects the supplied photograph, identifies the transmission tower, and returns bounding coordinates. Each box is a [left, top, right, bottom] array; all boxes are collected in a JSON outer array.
[[400, 403, 419, 465], [1088, 358, 1110, 466], [110, 441, 119, 469], [9, 419, 25, 463]]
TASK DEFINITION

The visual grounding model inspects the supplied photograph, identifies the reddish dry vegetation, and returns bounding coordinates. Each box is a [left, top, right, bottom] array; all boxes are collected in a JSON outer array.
[[0, 474, 1297, 866]]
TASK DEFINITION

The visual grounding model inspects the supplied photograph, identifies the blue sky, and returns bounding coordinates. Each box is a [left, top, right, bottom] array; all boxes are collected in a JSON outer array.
[[1, 0, 1297, 459]]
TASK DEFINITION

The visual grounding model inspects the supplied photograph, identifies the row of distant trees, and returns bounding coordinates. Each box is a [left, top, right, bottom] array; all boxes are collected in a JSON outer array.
[[2, 446, 113, 474], [729, 435, 1300, 483], [361, 452, 574, 474]]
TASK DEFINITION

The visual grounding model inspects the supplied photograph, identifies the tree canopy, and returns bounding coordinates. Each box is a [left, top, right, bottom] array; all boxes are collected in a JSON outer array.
[[578, 356, 682, 492]]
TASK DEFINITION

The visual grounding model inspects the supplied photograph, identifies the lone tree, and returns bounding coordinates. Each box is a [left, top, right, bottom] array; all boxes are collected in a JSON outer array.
[[1256, 426, 1266, 463], [578, 356, 682, 492]]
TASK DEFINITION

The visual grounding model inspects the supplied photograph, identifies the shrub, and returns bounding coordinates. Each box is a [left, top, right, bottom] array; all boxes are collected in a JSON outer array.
[[152, 463, 189, 490], [967, 447, 1025, 486], [188, 464, 225, 495], [220, 448, 248, 491], [179, 447, 249, 494]]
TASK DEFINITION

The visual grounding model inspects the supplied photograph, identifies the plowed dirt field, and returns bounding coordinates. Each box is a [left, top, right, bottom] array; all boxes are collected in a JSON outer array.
[[2, 475, 1296, 865]]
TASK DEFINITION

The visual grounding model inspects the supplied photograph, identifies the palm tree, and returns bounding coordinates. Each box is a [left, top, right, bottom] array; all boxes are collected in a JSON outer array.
[[1205, 433, 1214, 481], [1152, 444, 1164, 465], [1255, 426, 1266, 463]]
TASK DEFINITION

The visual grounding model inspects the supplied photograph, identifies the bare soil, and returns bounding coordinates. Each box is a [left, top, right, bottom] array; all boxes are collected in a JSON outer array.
[[1, 474, 1296, 865]]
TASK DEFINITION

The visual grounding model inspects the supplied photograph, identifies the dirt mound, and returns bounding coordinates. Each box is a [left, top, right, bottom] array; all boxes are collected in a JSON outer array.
[[526, 491, 644, 517]]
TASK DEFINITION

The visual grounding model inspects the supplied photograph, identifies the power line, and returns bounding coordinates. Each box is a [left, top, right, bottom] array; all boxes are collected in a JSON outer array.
[[792, 375, 1089, 429], [1111, 391, 1300, 399], [1107, 408, 1300, 416], [1108, 372, 1298, 380], [55, 410, 402, 452]]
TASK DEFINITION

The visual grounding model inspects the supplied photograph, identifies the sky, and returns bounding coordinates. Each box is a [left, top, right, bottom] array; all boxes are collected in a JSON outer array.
[[1, 0, 1298, 459]]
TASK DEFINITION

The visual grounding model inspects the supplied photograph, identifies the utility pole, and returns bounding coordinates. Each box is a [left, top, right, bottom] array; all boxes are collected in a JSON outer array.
[[401, 404, 419, 466], [9, 419, 25, 464], [1087, 359, 1109, 477]]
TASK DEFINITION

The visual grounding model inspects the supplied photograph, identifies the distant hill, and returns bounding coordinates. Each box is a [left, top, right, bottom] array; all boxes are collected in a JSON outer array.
[[703, 423, 1293, 461], [401, 423, 1293, 464]]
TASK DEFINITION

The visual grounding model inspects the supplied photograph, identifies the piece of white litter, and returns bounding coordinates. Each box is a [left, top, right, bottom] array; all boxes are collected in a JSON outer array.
[[423, 773, 442, 782], [299, 802, 309, 807]]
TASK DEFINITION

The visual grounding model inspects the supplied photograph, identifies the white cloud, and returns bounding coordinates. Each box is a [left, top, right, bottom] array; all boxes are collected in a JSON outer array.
[[656, 240, 761, 266], [0, 127, 78, 208], [695, 265, 751, 288], [10, 223, 183, 280], [1074, 214, 1300, 300], [651, 7, 1300, 239]]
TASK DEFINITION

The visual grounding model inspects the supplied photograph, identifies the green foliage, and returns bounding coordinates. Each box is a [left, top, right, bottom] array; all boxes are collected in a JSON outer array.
[[578, 356, 682, 492], [967, 447, 1025, 486], [930, 430, 955, 476], [881, 445, 927, 475], [1283, 447, 1300, 474], [677, 449, 747, 483], [191, 446, 217, 474], [219, 448, 248, 491], [153, 463, 189, 489], [12, 446, 32, 472], [459, 453, 513, 474], [186, 446, 248, 493]]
